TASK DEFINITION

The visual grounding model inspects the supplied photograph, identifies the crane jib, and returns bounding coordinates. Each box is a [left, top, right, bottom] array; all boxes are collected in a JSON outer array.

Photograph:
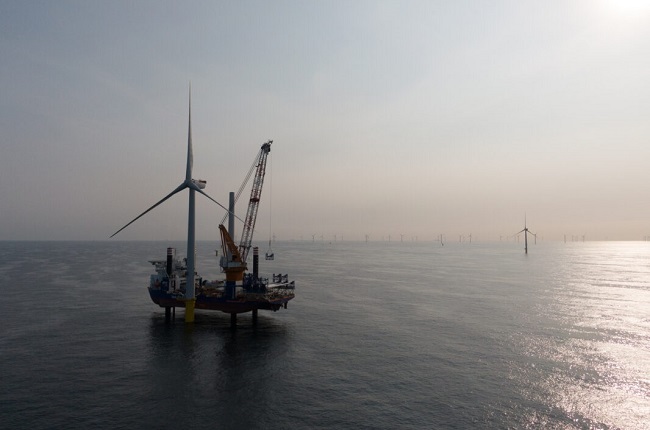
[[237, 140, 272, 264]]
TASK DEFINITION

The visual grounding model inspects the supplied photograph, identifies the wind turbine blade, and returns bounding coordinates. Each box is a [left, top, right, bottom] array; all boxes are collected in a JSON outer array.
[[516, 229, 525, 235], [110, 183, 187, 238], [186, 85, 193, 182], [195, 188, 245, 224]]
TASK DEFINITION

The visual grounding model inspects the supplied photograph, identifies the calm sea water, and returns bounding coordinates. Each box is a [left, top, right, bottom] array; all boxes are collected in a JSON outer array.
[[0, 240, 648, 429]]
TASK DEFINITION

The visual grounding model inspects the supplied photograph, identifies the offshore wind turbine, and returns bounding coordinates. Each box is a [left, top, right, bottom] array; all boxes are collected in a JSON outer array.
[[515, 215, 536, 254], [110, 88, 232, 323]]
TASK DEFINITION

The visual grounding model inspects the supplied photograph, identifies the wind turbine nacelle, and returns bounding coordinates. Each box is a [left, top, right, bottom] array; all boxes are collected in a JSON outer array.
[[192, 179, 207, 189]]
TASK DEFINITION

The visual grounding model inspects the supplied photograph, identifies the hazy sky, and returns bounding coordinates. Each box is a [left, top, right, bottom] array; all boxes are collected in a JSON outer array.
[[1, 0, 648, 241]]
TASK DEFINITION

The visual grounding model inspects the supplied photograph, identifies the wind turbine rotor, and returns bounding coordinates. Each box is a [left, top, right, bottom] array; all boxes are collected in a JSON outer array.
[[110, 182, 187, 238], [110, 85, 237, 239]]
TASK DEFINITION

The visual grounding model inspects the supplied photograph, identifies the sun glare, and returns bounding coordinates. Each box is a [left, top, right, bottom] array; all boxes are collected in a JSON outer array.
[[603, 0, 650, 15]]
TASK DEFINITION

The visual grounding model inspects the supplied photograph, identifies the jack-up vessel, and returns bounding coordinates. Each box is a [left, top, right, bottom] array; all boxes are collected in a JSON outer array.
[[111, 90, 294, 322]]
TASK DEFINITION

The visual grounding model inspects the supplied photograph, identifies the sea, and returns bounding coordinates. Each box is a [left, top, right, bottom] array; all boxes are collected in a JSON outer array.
[[0, 240, 648, 429]]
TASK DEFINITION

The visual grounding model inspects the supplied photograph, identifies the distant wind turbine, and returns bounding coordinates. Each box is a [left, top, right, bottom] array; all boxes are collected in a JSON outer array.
[[515, 215, 536, 254]]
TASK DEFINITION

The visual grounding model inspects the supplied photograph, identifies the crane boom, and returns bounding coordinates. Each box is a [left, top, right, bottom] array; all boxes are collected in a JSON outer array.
[[218, 224, 246, 281], [238, 140, 272, 263]]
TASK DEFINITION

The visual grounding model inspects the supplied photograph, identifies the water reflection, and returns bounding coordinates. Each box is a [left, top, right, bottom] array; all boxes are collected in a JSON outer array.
[[144, 312, 292, 429], [511, 242, 650, 429]]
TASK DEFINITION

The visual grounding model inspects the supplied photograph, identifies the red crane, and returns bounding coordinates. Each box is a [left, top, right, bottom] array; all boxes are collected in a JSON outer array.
[[219, 140, 272, 280], [238, 140, 272, 263]]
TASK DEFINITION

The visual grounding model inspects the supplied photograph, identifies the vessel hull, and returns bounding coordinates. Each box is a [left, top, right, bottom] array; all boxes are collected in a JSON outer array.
[[148, 288, 293, 314]]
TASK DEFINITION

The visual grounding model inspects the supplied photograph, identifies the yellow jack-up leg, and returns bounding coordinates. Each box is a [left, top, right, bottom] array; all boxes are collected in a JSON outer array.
[[184, 298, 196, 323]]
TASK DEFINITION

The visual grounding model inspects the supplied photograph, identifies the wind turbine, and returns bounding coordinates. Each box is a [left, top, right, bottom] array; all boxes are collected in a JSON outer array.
[[110, 88, 232, 323], [515, 215, 536, 254]]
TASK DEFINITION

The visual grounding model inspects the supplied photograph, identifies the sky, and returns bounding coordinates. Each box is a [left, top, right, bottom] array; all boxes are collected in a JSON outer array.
[[1, 0, 649, 242]]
